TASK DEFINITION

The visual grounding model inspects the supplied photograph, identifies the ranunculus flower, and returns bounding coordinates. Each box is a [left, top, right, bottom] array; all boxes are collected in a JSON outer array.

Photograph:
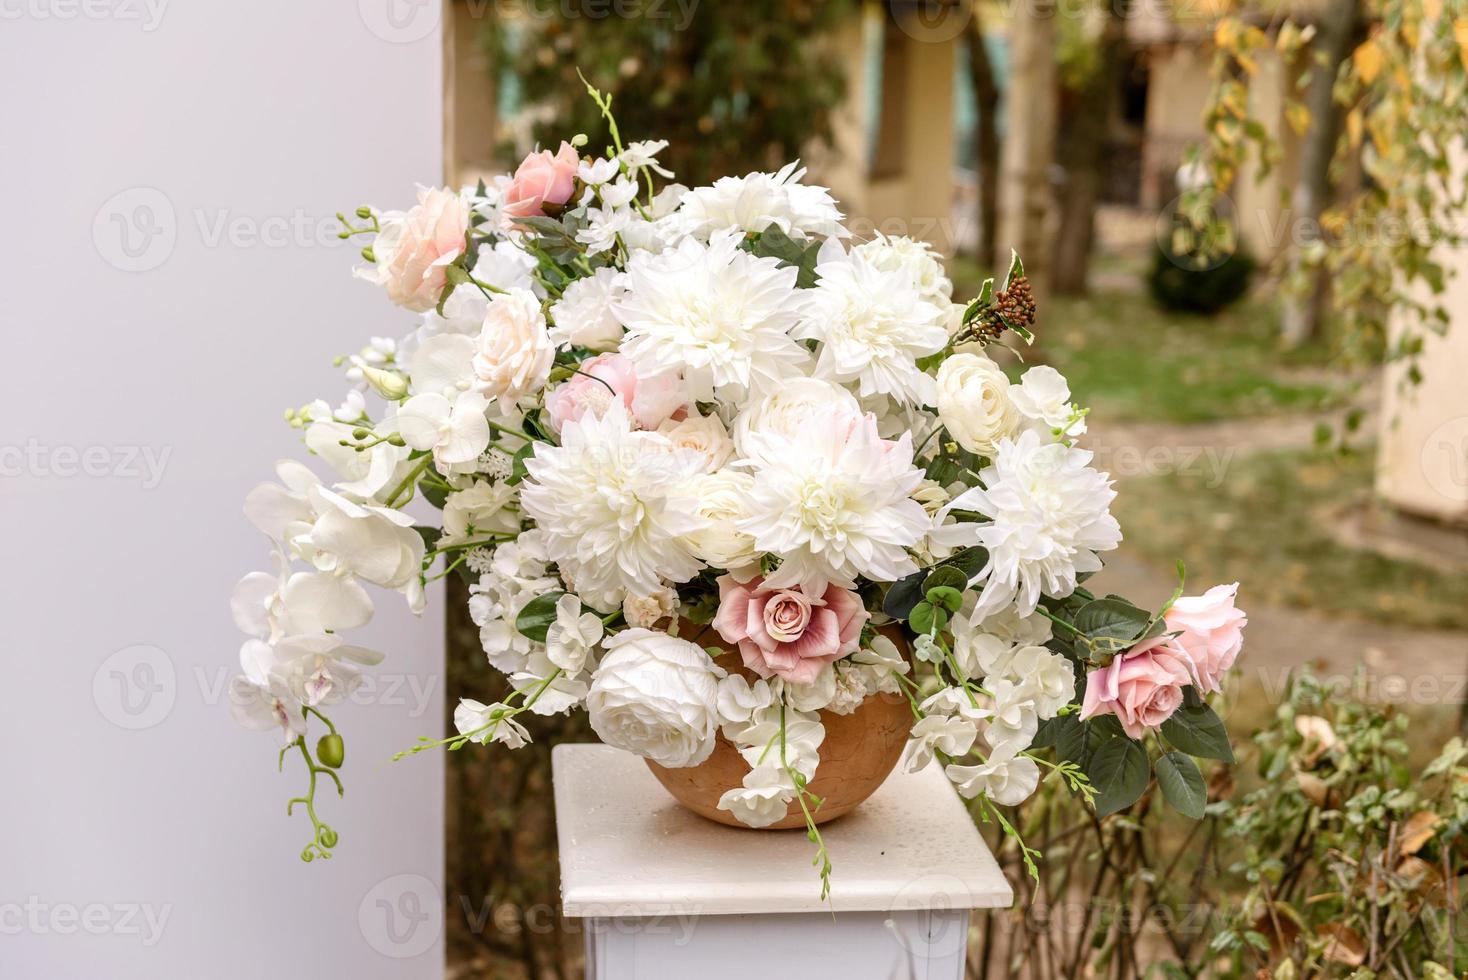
[[472, 288, 555, 411], [1164, 583, 1246, 694], [503, 142, 580, 219], [356, 186, 470, 312], [1079, 635, 1193, 739], [680, 470, 759, 571], [585, 628, 727, 768], [657, 411, 733, 471], [543, 353, 688, 434], [712, 575, 868, 684], [935, 352, 1021, 457], [730, 377, 862, 455]]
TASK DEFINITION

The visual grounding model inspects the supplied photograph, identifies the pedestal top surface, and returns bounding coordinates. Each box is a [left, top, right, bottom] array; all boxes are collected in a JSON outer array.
[[553, 743, 1014, 917]]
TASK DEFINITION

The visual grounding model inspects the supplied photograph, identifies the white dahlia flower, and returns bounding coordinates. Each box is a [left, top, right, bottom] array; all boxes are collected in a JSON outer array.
[[519, 402, 706, 608], [614, 232, 809, 401], [852, 233, 953, 308], [671, 161, 846, 241], [794, 244, 948, 407], [738, 406, 929, 593], [933, 429, 1121, 619]]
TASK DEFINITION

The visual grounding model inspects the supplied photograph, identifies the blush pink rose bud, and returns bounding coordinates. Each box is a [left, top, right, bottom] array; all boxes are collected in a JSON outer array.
[[711, 575, 868, 684], [1079, 635, 1194, 740], [1164, 582, 1246, 695], [358, 186, 470, 312], [543, 353, 688, 435], [503, 142, 580, 219]]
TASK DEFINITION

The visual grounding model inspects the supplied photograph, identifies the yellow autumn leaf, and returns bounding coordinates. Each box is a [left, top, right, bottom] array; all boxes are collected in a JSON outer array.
[[1400, 810, 1443, 855], [1286, 102, 1312, 135], [1354, 38, 1383, 83], [1346, 107, 1364, 148], [1423, 0, 1441, 23], [1455, 19, 1468, 71], [1215, 17, 1240, 50]]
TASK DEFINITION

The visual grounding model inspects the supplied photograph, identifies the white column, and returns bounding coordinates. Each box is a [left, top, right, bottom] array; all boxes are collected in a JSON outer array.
[[0, 3, 446, 978], [554, 744, 1013, 979]]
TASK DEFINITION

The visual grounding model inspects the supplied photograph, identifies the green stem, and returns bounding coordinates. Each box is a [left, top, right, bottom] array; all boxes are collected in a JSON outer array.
[[385, 455, 432, 508]]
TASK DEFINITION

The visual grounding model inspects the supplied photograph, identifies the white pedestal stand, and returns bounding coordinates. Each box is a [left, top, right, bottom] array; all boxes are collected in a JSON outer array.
[[552, 744, 1013, 980]]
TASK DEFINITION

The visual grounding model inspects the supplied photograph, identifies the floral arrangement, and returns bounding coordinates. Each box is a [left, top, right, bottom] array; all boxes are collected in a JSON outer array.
[[229, 85, 1244, 892]]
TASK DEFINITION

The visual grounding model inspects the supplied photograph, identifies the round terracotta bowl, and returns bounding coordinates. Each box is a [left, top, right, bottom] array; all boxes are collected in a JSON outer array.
[[645, 645, 912, 830]]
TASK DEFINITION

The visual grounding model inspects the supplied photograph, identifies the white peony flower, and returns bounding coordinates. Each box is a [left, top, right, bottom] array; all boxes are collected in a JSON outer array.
[[1009, 365, 1086, 440], [614, 232, 809, 401], [454, 698, 529, 749], [544, 594, 604, 676], [472, 288, 555, 411], [901, 713, 979, 773], [794, 243, 947, 407], [935, 353, 1022, 457], [852, 234, 953, 308], [933, 430, 1121, 619], [945, 753, 1040, 805], [548, 267, 626, 351], [680, 470, 760, 571], [519, 402, 706, 606], [738, 406, 929, 593], [729, 378, 863, 456], [656, 411, 734, 472], [586, 628, 727, 768], [717, 765, 795, 829], [672, 161, 845, 241]]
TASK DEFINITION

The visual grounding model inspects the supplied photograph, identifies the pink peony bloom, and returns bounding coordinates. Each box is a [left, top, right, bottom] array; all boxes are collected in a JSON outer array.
[[503, 142, 580, 218], [361, 186, 470, 312], [543, 353, 688, 435], [1164, 583, 1246, 694], [711, 575, 868, 684], [1080, 635, 1194, 739]]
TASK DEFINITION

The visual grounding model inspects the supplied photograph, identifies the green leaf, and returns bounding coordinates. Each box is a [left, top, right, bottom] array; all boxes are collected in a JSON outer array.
[[1155, 752, 1207, 819], [514, 591, 566, 642], [926, 585, 964, 613], [1087, 738, 1150, 817], [1035, 713, 1088, 766], [883, 569, 926, 621], [1003, 249, 1024, 289], [908, 602, 946, 636], [923, 565, 968, 594], [1073, 598, 1152, 644], [412, 525, 442, 551], [1161, 704, 1235, 762], [505, 442, 536, 486], [419, 480, 448, 510], [751, 224, 806, 265]]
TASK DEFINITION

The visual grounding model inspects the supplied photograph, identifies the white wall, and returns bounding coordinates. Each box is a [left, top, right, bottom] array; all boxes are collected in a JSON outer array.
[[1, 3, 448, 977]]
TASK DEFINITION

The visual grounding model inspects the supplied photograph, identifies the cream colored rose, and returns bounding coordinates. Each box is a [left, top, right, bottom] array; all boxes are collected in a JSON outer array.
[[935, 353, 1020, 457], [657, 411, 734, 471], [680, 470, 759, 570], [356, 187, 470, 313], [586, 628, 727, 768], [623, 587, 680, 629], [472, 288, 554, 411]]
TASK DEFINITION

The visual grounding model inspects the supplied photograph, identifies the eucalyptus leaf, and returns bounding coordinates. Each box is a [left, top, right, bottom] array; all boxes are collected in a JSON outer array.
[[883, 569, 926, 621]]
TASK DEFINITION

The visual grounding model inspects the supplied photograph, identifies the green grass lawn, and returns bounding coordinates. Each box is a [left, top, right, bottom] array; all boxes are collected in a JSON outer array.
[[950, 258, 1352, 423], [1112, 447, 1468, 632]]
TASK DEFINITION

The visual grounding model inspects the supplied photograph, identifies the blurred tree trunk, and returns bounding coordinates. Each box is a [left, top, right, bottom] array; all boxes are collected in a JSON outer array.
[[1279, 0, 1360, 348], [966, 11, 1001, 271], [1051, 3, 1129, 295], [996, 0, 1057, 301]]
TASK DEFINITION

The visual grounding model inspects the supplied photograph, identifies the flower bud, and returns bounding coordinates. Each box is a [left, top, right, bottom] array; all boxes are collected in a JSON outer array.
[[317, 733, 345, 769], [360, 366, 408, 401]]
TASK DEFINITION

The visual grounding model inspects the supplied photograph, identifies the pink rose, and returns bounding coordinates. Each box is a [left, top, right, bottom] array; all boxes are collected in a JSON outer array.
[[712, 575, 868, 684], [503, 142, 580, 219], [360, 186, 470, 312], [1164, 583, 1246, 694], [1080, 635, 1193, 739], [543, 353, 688, 434]]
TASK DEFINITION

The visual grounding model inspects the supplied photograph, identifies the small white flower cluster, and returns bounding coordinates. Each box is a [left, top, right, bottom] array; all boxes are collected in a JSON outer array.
[[231, 118, 1156, 877]]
